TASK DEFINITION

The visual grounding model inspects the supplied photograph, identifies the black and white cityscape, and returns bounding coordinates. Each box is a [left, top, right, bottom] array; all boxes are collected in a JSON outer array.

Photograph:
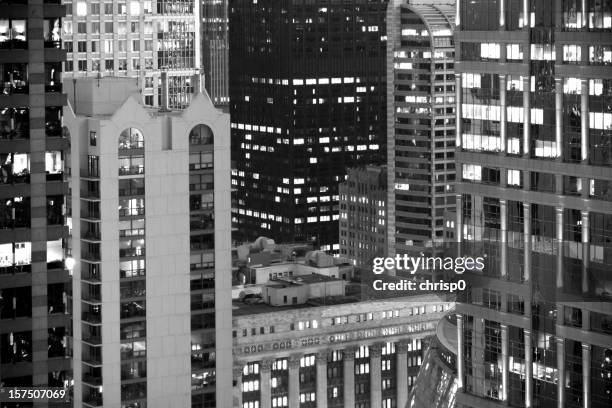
[[0, 0, 611, 408]]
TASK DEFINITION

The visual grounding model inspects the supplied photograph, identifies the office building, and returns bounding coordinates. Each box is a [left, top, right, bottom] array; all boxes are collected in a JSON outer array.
[[229, 0, 388, 251], [202, 0, 229, 106], [65, 76, 232, 408], [233, 290, 451, 408], [386, 0, 456, 258], [454, 1, 612, 407], [339, 165, 388, 270], [406, 313, 458, 408], [0, 0, 71, 397], [62, 0, 200, 109]]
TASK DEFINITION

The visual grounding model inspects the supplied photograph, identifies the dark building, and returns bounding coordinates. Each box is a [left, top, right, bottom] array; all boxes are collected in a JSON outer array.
[[229, 0, 388, 251], [0, 0, 71, 398], [454, 1, 612, 408], [202, 0, 229, 106], [339, 165, 388, 270]]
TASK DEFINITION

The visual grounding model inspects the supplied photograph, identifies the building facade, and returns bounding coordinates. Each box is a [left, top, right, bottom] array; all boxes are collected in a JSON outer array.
[[202, 0, 229, 106], [339, 165, 388, 269], [454, 1, 612, 407], [65, 77, 232, 408], [62, 0, 200, 109], [386, 0, 456, 258], [0, 0, 71, 399], [229, 0, 388, 251], [233, 295, 452, 408]]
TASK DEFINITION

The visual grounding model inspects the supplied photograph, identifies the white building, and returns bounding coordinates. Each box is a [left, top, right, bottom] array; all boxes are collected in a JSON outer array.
[[64, 77, 232, 408]]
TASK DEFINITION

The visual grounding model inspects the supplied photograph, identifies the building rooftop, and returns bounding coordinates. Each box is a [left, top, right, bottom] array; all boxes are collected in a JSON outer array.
[[265, 274, 343, 288]]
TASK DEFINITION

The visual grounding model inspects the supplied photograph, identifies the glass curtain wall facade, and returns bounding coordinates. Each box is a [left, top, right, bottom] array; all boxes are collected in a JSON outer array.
[[229, 0, 387, 251], [62, 0, 200, 109], [202, 0, 229, 105], [0, 0, 71, 399], [454, 1, 612, 408], [386, 1, 456, 259]]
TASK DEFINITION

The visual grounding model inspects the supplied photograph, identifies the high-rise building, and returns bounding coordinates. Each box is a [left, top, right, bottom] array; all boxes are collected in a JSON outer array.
[[65, 76, 232, 408], [339, 165, 388, 270], [0, 0, 71, 397], [62, 0, 200, 109], [229, 0, 388, 251], [202, 0, 229, 106], [386, 0, 456, 258], [454, 1, 612, 407]]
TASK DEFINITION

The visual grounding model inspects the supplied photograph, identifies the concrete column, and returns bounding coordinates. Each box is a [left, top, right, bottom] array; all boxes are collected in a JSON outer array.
[[316, 352, 328, 408], [396, 342, 409, 408], [522, 0, 529, 28], [233, 365, 243, 408], [555, 78, 563, 159], [581, 79, 589, 162], [260, 360, 273, 408], [525, 330, 533, 408], [500, 199, 508, 279], [557, 338, 565, 408], [370, 344, 383, 408], [556, 207, 565, 289], [456, 75, 462, 149], [523, 203, 531, 281], [523, 76, 531, 156], [288, 355, 301, 408], [501, 325, 509, 402], [581, 210, 589, 294], [457, 314, 464, 389], [582, 343, 591, 408], [500, 75, 507, 153], [456, 194, 463, 243], [343, 348, 356, 408]]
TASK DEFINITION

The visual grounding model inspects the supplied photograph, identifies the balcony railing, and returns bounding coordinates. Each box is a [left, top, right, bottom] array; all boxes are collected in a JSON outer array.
[[119, 248, 145, 258]]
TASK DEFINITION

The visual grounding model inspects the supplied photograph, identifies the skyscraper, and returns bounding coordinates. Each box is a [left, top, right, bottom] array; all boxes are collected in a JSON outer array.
[[202, 0, 229, 106], [62, 0, 200, 109], [229, 0, 388, 251], [339, 165, 388, 270], [454, 1, 612, 407], [0, 0, 71, 397], [65, 76, 232, 408], [386, 0, 456, 259]]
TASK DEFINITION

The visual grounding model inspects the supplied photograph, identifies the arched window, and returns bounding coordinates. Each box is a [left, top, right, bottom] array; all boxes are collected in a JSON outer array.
[[119, 128, 144, 149], [189, 124, 214, 145]]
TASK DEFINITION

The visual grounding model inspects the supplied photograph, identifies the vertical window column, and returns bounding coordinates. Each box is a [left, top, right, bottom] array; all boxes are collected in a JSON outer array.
[[501, 324, 509, 402], [500, 75, 508, 152], [523, 202, 531, 281], [396, 342, 408, 407], [581, 79, 589, 161], [343, 347, 356, 407], [315, 352, 327, 408], [582, 343, 591, 408], [523, 76, 531, 156], [555, 78, 564, 160], [555, 207, 564, 288], [369, 344, 383, 408], [500, 199, 508, 279], [457, 314, 465, 389], [456, 194, 463, 242], [525, 329, 533, 408], [581, 210, 589, 293], [456, 74, 462, 149], [556, 338, 565, 408]]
